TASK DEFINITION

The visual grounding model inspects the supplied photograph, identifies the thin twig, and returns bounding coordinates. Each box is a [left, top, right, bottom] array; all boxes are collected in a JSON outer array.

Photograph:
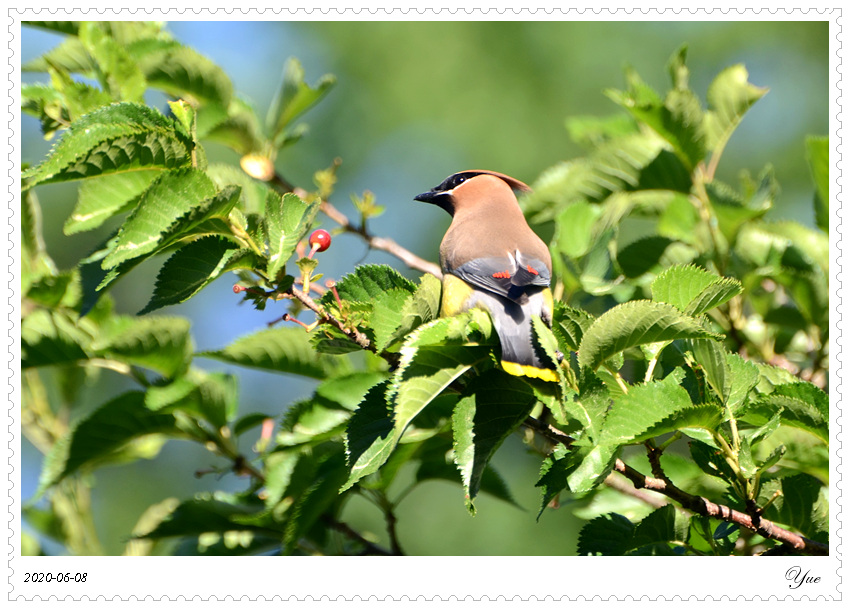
[[293, 187, 443, 279], [288, 284, 373, 352]]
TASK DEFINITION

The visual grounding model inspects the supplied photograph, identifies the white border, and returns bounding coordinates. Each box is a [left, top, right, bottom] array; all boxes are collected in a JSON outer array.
[[6, 4, 844, 604]]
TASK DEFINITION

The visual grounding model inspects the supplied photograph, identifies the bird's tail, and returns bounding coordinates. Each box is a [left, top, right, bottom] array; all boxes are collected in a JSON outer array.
[[448, 282, 558, 383], [493, 295, 559, 383]]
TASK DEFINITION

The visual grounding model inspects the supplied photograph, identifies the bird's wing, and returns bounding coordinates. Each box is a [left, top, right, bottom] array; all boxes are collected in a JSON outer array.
[[450, 250, 550, 303]]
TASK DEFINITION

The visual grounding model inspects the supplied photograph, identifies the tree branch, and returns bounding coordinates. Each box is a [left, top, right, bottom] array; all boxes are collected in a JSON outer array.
[[525, 417, 828, 556], [613, 459, 828, 556]]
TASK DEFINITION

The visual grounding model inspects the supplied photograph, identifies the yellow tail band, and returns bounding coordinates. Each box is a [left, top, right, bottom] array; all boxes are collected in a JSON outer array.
[[501, 360, 559, 383]]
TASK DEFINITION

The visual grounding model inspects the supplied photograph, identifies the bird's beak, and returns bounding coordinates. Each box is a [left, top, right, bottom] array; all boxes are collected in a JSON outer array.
[[414, 190, 440, 203]]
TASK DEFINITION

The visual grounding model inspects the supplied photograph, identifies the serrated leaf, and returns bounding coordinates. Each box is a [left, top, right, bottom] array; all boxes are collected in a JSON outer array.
[[392, 344, 490, 442], [341, 381, 394, 491], [578, 300, 721, 371], [755, 383, 828, 444], [320, 264, 417, 306], [350, 315, 494, 482], [760, 474, 828, 541], [23, 103, 194, 189], [207, 162, 273, 215], [370, 288, 415, 352], [265, 192, 320, 280], [685, 278, 743, 317], [523, 133, 691, 223], [452, 370, 537, 511], [601, 369, 692, 445], [806, 136, 829, 233], [199, 326, 346, 380], [552, 302, 595, 352], [606, 51, 706, 170], [630, 505, 691, 555], [577, 512, 636, 555], [100, 169, 216, 268], [140, 237, 254, 314], [143, 45, 233, 108], [725, 352, 760, 415], [23, 34, 94, 74], [651, 264, 741, 315], [64, 170, 160, 234], [703, 64, 768, 153], [38, 391, 181, 494], [381, 272, 442, 347]]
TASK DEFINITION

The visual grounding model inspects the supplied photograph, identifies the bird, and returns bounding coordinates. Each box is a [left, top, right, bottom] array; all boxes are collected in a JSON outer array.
[[414, 170, 559, 383]]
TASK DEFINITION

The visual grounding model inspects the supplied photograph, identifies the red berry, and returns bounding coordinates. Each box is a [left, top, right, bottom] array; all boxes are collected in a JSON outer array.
[[309, 229, 332, 253]]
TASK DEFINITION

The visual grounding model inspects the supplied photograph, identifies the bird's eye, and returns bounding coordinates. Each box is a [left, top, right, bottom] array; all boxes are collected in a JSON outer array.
[[453, 175, 466, 187]]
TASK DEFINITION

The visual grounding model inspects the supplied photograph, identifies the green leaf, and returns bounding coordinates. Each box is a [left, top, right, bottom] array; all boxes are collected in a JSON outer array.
[[146, 369, 238, 429], [555, 202, 600, 258], [754, 383, 828, 444], [630, 504, 691, 555], [23, 34, 94, 74], [142, 45, 233, 107], [64, 170, 160, 235], [199, 326, 347, 380], [689, 440, 737, 482], [79, 22, 146, 102], [370, 288, 415, 352], [760, 474, 828, 541], [576, 512, 635, 555], [103, 173, 239, 272], [577, 300, 721, 371], [278, 400, 349, 448], [203, 97, 266, 155], [207, 162, 274, 215], [320, 264, 417, 306], [601, 369, 692, 444], [341, 381, 394, 491], [689, 340, 758, 415], [806, 135, 829, 232], [452, 370, 537, 511], [523, 133, 691, 223], [266, 57, 336, 145], [140, 237, 255, 314], [38, 391, 181, 493], [280, 445, 348, 554], [139, 494, 267, 540], [651, 264, 742, 316], [93, 316, 192, 379], [348, 313, 494, 482], [617, 236, 673, 278], [23, 102, 194, 189], [552, 302, 595, 352], [388, 272, 442, 342], [265, 192, 320, 280], [703, 65, 768, 153], [22, 309, 95, 368], [606, 51, 706, 170]]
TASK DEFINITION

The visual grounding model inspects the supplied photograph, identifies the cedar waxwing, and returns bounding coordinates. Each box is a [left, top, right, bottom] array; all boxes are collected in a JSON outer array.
[[414, 170, 558, 383]]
